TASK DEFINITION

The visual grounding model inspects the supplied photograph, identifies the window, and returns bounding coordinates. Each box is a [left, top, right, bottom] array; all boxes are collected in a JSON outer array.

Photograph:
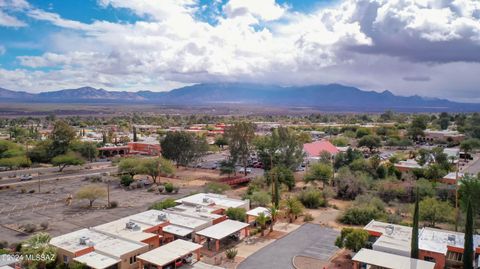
[[424, 256, 436, 263], [130, 255, 137, 264], [63, 255, 69, 264]]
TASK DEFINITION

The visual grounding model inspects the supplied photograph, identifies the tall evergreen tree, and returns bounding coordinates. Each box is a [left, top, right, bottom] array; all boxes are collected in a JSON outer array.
[[411, 188, 419, 259], [464, 200, 474, 269], [133, 126, 138, 142]]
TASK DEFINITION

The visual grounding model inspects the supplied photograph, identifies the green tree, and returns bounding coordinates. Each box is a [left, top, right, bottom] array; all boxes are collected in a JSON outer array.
[[28, 140, 53, 163], [75, 184, 107, 207], [0, 156, 31, 169], [304, 162, 333, 188], [21, 233, 56, 269], [254, 127, 304, 171], [419, 197, 453, 227], [459, 175, 480, 217], [411, 189, 419, 259], [51, 152, 85, 172], [268, 205, 279, 232], [118, 157, 141, 178], [335, 228, 369, 252], [138, 157, 174, 184], [226, 207, 247, 221], [214, 136, 228, 149], [247, 191, 271, 207], [225, 122, 256, 175], [282, 196, 304, 223], [464, 200, 474, 269], [219, 159, 236, 178], [70, 141, 98, 162], [267, 165, 295, 191], [50, 120, 77, 156], [358, 135, 381, 153], [408, 115, 429, 139], [160, 131, 208, 168]]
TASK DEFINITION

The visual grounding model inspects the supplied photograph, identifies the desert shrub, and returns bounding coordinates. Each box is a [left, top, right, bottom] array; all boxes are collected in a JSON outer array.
[[172, 186, 180, 194], [303, 213, 314, 222], [157, 185, 165, 193], [149, 198, 177, 210], [109, 201, 118, 208], [0, 240, 8, 249], [333, 167, 370, 200], [40, 222, 49, 230], [164, 182, 174, 193], [204, 182, 231, 194], [21, 223, 36, 233], [297, 188, 325, 209], [246, 191, 271, 207], [340, 194, 386, 225], [376, 179, 407, 203], [226, 207, 247, 221], [225, 248, 238, 260], [120, 175, 134, 186], [339, 207, 385, 225]]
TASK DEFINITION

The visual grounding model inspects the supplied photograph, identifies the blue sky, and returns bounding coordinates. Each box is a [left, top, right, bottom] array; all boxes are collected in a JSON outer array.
[[0, 0, 480, 102]]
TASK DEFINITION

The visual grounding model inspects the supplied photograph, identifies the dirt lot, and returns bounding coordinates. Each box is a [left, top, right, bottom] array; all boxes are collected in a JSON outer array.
[[0, 172, 207, 245]]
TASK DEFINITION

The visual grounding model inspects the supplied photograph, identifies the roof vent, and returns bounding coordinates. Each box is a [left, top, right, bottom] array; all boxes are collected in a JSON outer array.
[[448, 234, 456, 244], [385, 225, 394, 235], [132, 224, 141, 231], [158, 213, 167, 221], [126, 221, 135, 229], [203, 197, 211, 203], [196, 205, 202, 212], [79, 236, 89, 245]]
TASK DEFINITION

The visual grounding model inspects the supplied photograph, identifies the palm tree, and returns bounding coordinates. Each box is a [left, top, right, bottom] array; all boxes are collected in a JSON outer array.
[[21, 232, 56, 269], [282, 196, 304, 223], [269, 205, 279, 232], [256, 212, 269, 236]]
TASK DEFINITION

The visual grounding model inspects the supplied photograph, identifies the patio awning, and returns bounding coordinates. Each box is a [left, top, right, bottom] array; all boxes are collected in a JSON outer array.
[[352, 248, 435, 269], [196, 220, 249, 240], [137, 239, 202, 267]]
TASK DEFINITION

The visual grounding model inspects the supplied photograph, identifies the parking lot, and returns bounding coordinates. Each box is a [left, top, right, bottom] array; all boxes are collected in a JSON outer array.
[[238, 224, 339, 269]]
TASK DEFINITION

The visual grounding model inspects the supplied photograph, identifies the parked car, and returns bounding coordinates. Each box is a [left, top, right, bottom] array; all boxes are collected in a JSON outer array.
[[164, 258, 183, 269], [236, 167, 252, 174], [20, 174, 33, 181]]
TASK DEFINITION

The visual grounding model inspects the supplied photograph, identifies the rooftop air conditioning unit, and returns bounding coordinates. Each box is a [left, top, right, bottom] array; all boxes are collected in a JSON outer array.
[[158, 213, 167, 221], [448, 234, 456, 244], [126, 221, 135, 229], [385, 225, 394, 235], [79, 236, 89, 245], [132, 224, 141, 231], [196, 205, 202, 212]]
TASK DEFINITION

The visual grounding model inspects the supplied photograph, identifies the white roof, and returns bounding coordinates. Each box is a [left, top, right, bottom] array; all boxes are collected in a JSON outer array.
[[175, 193, 247, 209], [138, 239, 202, 266], [163, 225, 194, 237], [352, 248, 435, 269], [366, 220, 412, 256], [0, 266, 14, 269], [196, 220, 249, 240], [443, 172, 464, 180], [93, 217, 158, 243], [395, 159, 422, 169], [170, 204, 223, 220], [246, 207, 270, 218], [49, 228, 146, 257], [73, 251, 120, 269], [419, 227, 480, 255]]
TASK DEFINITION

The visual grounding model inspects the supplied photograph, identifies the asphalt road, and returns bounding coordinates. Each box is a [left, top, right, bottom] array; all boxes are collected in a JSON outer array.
[[0, 166, 117, 186], [238, 224, 339, 269]]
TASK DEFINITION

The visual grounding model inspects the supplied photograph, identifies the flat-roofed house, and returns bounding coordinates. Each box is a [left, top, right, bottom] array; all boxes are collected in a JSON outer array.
[[49, 228, 148, 269], [362, 220, 480, 269], [175, 193, 250, 214]]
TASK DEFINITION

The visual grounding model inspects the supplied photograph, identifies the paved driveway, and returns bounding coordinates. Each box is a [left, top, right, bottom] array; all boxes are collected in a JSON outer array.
[[238, 223, 339, 269]]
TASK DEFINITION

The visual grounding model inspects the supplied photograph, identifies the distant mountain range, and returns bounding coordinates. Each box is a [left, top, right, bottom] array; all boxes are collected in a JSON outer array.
[[1, 83, 479, 112]]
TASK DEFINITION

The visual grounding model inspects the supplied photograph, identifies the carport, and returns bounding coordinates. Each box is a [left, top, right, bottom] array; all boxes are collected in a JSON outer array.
[[352, 248, 435, 269], [195, 220, 249, 252], [137, 239, 202, 269]]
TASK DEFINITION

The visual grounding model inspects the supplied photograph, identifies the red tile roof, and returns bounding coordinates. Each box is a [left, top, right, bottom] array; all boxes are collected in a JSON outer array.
[[303, 140, 339, 157]]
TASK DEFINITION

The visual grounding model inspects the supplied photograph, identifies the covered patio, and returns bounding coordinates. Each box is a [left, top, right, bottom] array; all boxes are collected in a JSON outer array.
[[137, 239, 202, 269], [73, 251, 120, 269], [195, 220, 249, 252], [352, 248, 435, 269]]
